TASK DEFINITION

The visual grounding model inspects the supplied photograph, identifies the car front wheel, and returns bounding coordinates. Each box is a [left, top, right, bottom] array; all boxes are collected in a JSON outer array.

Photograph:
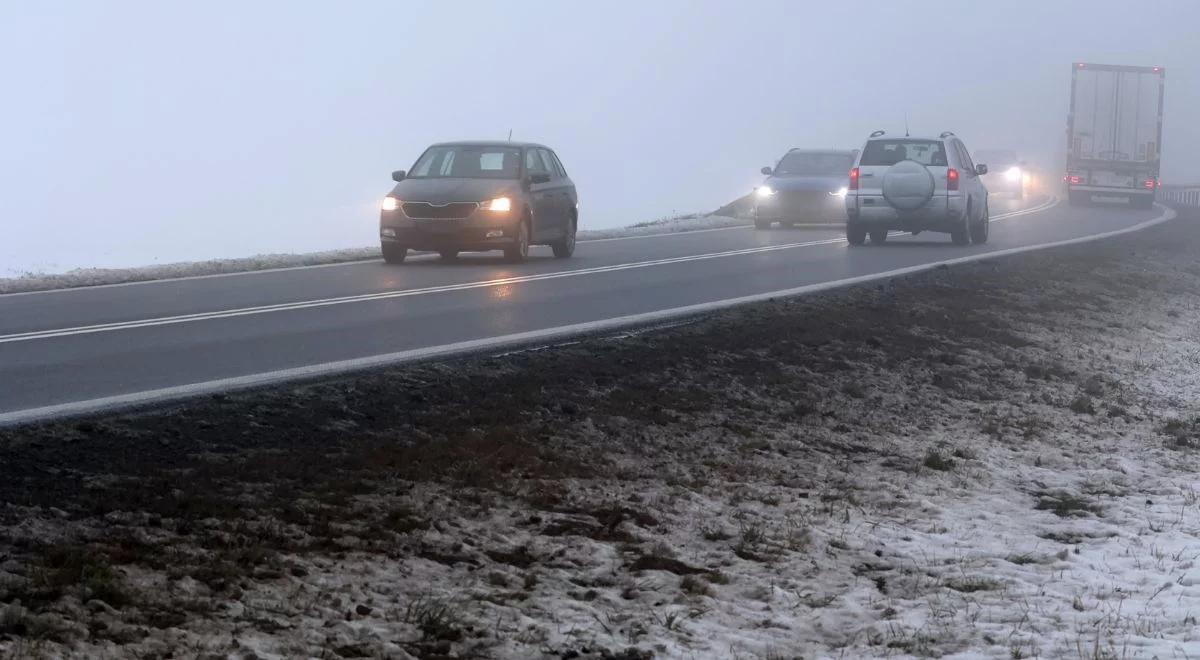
[[505, 218, 531, 263], [552, 218, 576, 258], [381, 242, 407, 264]]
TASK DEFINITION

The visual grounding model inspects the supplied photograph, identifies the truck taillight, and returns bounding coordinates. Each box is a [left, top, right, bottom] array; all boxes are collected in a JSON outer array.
[[946, 168, 959, 191], [1065, 174, 1082, 185], [1143, 178, 1156, 190], [848, 167, 859, 191]]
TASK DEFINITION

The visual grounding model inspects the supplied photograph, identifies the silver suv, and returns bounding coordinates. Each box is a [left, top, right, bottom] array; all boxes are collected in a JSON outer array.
[[844, 131, 990, 246]]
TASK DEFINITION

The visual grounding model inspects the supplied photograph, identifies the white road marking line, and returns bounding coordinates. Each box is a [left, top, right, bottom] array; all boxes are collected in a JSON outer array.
[[0, 202, 1170, 427], [1, 196, 1059, 298], [0, 239, 843, 343], [0, 224, 755, 298], [0, 199, 1058, 345]]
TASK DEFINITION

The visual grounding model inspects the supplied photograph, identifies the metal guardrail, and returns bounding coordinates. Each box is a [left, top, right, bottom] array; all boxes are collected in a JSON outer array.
[[1160, 186, 1200, 207]]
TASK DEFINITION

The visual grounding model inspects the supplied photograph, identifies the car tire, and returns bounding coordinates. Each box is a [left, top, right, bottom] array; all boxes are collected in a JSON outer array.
[[381, 242, 407, 264], [950, 208, 971, 246], [551, 217, 576, 258], [869, 228, 888, 244], [439, 249, 458, 261], [970, 203, 989, 244], [504, 217, 531, 263], [846, 224, 867, 246]]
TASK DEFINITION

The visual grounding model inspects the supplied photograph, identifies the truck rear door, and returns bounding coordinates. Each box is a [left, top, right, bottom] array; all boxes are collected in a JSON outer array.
[[1068, 63, 1165, 190]]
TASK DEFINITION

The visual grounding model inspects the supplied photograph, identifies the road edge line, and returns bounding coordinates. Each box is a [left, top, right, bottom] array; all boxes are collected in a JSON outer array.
[[0, 203, 1172, 427]]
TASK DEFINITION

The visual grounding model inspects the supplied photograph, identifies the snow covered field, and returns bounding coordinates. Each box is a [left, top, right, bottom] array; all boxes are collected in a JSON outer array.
[[0, 213, 738, 295], [2, 212, 1200, 658]]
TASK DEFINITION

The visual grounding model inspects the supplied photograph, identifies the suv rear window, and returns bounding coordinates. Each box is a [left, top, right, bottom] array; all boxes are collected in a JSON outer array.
[[860, 140, 948, 167]]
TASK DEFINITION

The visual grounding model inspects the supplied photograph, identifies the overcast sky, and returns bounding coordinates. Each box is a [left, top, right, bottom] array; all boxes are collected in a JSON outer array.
[[2, 1, 1197, 274]]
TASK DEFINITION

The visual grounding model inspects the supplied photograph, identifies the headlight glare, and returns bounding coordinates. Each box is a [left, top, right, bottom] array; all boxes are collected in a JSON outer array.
[[756, 186, 775, 198], [829, 187, 848, 197], [481, 196, 512, 212], [381, 196, 400, 211], [1005, 166, 1022, 182]]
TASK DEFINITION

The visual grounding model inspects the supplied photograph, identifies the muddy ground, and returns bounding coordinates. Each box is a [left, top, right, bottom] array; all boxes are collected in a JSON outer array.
[[2, 210, 1199, 659]]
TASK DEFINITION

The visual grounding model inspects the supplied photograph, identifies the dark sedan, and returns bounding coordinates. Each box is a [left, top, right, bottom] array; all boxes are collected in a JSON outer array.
[[753, 149, 857, 229], [379, 141, 578, 263]]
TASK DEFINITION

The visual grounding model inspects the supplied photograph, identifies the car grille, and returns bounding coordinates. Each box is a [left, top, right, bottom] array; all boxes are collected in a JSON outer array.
[[402, 202, 479, 219], [761, 191, 846, 221]]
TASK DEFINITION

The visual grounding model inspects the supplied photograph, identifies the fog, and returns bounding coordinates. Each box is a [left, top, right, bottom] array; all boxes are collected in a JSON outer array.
[[2, 1, 1197, 275]]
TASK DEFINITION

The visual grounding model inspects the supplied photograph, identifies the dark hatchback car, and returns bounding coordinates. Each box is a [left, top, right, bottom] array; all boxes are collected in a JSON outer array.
[[753, 149, 858, 229], [380, 141, 578, 263]]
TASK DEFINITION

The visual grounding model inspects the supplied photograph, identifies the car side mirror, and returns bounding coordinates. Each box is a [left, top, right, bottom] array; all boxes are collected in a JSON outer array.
[[529, 172, 552, 185], [760, 166, 773, 176], [391, 170, 406, 182], [976, 164, 988, 176]]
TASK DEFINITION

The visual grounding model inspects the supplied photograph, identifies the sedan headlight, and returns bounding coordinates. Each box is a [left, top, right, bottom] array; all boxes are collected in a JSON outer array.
[[480, 196, 512, 212], [755, 186, 775, 198], [381, 196, 400, 211], [1004, 166, 1022, 182]]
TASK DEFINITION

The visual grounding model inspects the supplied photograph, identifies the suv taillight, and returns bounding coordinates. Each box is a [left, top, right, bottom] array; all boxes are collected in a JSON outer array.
[[848, 167, 859, 191], [946, 168, 959, 191]]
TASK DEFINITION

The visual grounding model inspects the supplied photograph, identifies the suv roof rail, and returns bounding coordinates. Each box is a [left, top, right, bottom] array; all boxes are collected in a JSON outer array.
[[939, 131, 956, 138], [869, 130, 886, 138]]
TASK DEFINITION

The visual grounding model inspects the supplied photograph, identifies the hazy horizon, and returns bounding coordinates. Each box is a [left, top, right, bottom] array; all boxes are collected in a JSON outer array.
[[3, 1, 1197, 275]]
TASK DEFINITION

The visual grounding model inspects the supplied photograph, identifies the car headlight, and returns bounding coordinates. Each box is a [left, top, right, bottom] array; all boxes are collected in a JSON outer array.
[[381, 196, 400, 211], [1005, 166, 1021, 182], [828, 187, 848, 197], [755, 186, 775, 198], [480, 196, 512, 212]]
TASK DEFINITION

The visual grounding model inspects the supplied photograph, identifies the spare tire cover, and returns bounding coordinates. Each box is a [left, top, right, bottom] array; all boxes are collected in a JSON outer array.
[[882, 160, 935, 211]]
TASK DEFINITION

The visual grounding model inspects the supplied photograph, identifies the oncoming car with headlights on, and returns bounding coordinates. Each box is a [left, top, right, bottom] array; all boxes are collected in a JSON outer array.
[[975, 149, 1029, 200], [753, 149, 858, 229], [379, 141, 578, 264]]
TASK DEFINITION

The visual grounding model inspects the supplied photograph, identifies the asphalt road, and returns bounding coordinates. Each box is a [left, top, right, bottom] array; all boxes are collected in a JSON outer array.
[[0, 195, 1171, 424]]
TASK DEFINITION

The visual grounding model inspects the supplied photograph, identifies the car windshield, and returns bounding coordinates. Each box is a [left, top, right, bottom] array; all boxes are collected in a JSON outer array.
[[976, 150, 1019, 167], [860, 139, 948, 167], [409, 145, 522, 179], [773, 152, 855, 176]]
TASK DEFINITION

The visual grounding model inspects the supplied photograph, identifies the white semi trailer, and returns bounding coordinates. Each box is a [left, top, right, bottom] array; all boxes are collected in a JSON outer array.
[[1065, 62, 1165, 209]]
